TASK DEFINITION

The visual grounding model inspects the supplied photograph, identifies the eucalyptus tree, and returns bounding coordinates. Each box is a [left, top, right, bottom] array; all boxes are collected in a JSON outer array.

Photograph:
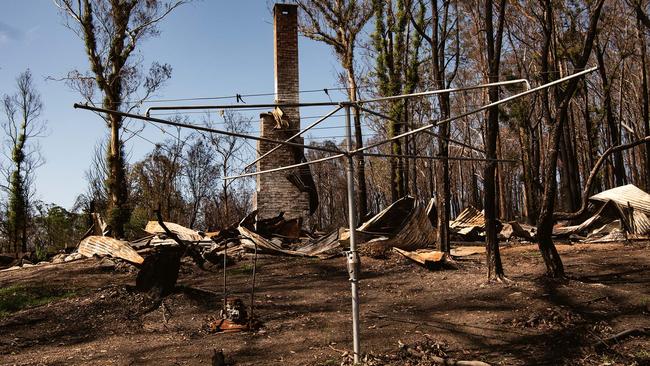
[[296, 0, 373, 220], [54, 0, 186, 237], [1, 70, 46, 254]]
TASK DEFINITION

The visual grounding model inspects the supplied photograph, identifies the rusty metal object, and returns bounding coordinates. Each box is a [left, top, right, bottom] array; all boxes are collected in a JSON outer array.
[[393, 247, 445, 267]]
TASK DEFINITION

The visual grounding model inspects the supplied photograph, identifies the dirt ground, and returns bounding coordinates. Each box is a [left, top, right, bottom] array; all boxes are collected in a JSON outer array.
[[0, 241, 649, 366]]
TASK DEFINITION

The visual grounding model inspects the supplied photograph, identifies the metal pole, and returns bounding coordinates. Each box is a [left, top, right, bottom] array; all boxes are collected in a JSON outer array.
[[250, 241, 257, 329], [344, 105, 361, 363], [223, 248, 227, 315]]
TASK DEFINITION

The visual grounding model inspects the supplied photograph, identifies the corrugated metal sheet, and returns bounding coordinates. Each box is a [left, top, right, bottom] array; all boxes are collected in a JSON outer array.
[[553, 200, 626, 236], [631, 211, 650, 235], [144, 221, 205, 242], [358, 196, 415, 234], [362, 199, 438, 251], [450, 206, 485, 230], [78, 236, 144, 264], [590, 184, 650, 215]]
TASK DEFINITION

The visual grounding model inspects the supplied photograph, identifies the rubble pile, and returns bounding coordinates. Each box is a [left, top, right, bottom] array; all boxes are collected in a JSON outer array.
[[2, 184, 648, 273]]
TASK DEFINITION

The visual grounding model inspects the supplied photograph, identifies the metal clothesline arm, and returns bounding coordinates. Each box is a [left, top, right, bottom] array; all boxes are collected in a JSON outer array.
[[145, 101, 341, 116], [73, 103, 345, 156], [221, 67, 596, 181], [359, 152, 519, 163], [357, 106, 487, 155], [144, 79, 531, 116], [351, 67, 598, 156], [356, 78, 531, 104]]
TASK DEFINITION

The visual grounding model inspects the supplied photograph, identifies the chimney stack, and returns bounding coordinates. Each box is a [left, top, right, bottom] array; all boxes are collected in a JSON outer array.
[[254, 3, 315, 222], [274, 3, 299, 107]]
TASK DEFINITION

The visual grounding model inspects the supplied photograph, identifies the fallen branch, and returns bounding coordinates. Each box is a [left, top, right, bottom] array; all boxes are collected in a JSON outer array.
[[594, 327, 649, 351], [155, 209, 205, 269], [555, 136, 650, 220]]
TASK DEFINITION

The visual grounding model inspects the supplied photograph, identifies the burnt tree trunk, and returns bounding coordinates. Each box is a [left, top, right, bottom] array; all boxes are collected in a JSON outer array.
[[536, 0, 604, 278], [596, 43, 627, 187], [517, 104, 539, 225], [638, 15, 650, 192], [135, 210, 185, 296], [484, 0, 507, 281]]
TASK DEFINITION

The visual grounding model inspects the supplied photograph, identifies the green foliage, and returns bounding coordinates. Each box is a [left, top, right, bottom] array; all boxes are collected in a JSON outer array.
[[33, 203, 86, 255], [125, 206, 149, 239], [0, 285, 76, 318]]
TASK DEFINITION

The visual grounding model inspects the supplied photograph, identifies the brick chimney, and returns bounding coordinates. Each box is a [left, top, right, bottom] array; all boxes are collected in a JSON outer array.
[[254, 3, 316, 222]]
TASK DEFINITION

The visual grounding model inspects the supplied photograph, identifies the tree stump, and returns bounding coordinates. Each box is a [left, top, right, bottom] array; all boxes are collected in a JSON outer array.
[[135, 247, 183, 296]]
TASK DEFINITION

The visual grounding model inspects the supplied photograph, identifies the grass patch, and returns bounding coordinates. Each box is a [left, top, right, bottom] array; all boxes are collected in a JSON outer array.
[[226, 263, 262, 276], [0, 284, 76, 318], [635, 349, 650, 361], [521, 251, 541, 258]]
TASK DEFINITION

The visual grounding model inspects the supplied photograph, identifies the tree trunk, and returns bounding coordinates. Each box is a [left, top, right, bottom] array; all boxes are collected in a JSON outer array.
[[483, 0, 507, 281], [639, 17, 650, 192], [425, 0, 453, 254], [496, 131, 508, 220], [536, 0, 604, 278], [583, 79, 601, 193], [517, 106, 538, 224], [107, 110, 129, 238], [347, 70, 368, 221], [596, 44, 627, 187], [536, 112, 566, 278]]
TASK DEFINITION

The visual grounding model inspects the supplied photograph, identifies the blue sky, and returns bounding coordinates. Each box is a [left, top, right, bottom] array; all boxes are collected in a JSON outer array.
[[0, 1, 354, 209]]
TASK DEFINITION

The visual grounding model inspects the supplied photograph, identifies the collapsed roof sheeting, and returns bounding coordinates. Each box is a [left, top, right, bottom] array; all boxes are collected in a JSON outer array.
[[358, 196, 416, 234], [393, 247, 444, 267], [631, 209, 650, 235], [553, 200, 629, 236], [78, 236, 144, 264], [450, 206, 485, 232], [145, 221, 206, 242], [237, 225, 311, 257], [294, 230, 341, 258], [360, 199, 437, 252], [589, 184, 650, 215], [553, 185, 650, 238]]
